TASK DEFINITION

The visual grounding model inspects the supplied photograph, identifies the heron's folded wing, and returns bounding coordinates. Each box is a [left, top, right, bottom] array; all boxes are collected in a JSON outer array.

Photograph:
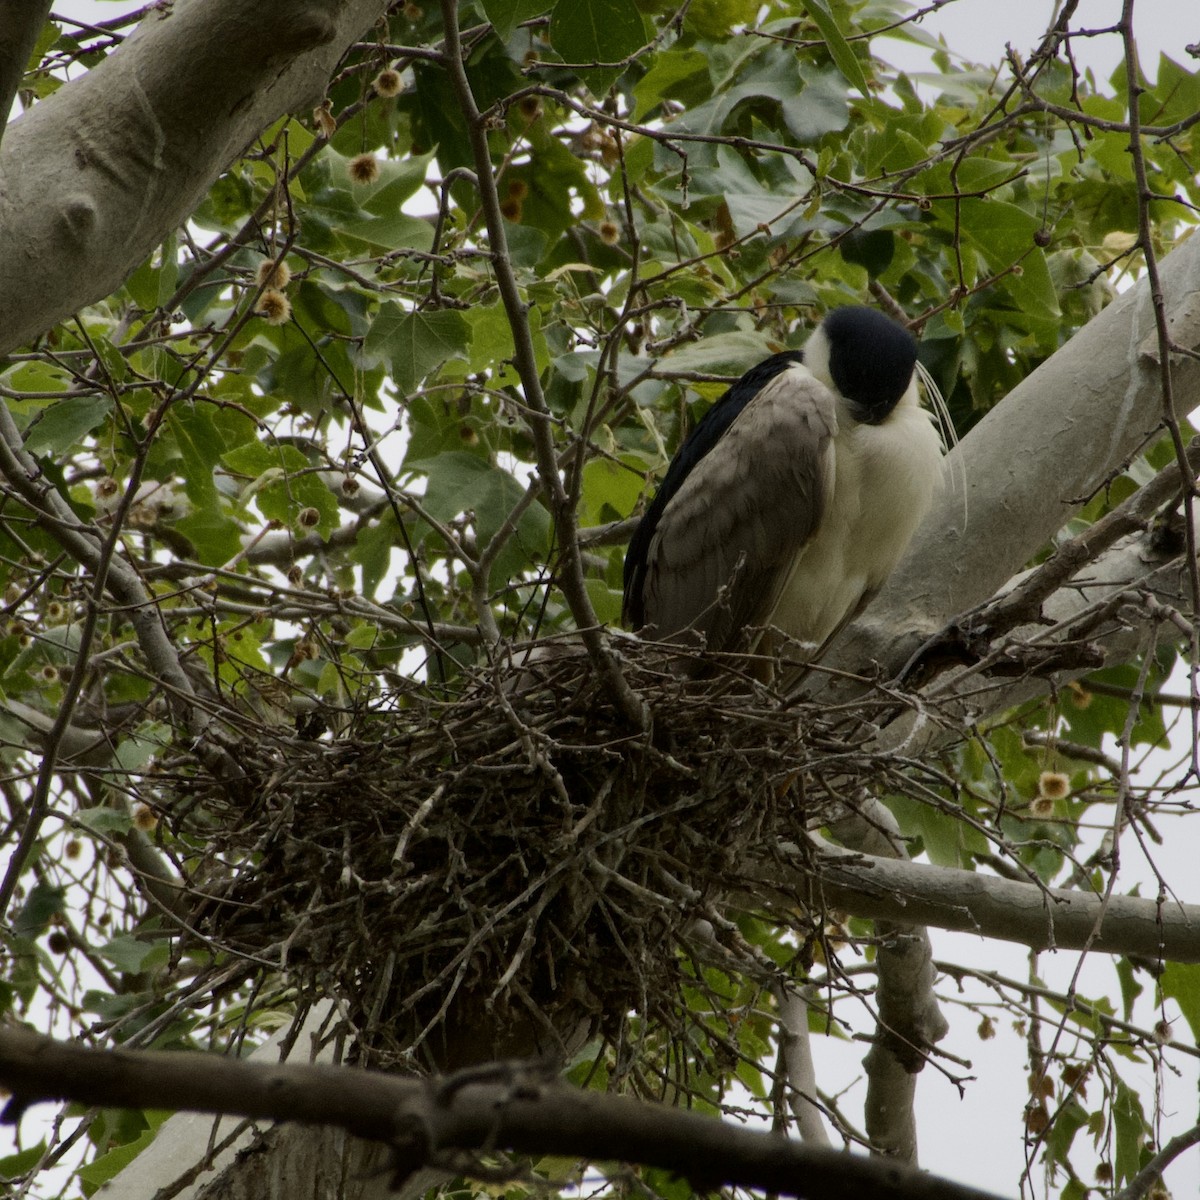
[[640, 368, 836, 654]]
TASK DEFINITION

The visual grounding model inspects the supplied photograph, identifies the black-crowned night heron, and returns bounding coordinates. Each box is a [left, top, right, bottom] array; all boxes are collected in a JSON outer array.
[[622, 306, 945, 672]]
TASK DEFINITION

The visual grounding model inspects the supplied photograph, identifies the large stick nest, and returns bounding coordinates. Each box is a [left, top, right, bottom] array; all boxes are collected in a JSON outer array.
[[164, 640, 927, 1072]]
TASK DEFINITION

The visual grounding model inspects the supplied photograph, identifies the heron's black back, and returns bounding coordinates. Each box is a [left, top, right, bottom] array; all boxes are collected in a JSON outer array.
[[622, 351, 806, 630]]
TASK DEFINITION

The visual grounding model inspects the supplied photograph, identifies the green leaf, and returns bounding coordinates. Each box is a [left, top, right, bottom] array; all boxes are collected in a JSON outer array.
[[580, 455, 647, 526], [549, 0, 649, 96], [781, 63, 850, 142], [839, 228, 895, 277], [96, 934, 160, 974], [174, 507, 244, 567], [465, 302, 549, 384], [802, 0, 870, 98], [360, 150, 439, 215], [363, 306, 471, 394], [114, 720, 172, 775], [13, 883, 65, 938], [658, 330, 776, 376], [684, 0, 758, 39], [408, 451, 550, 583], [333, 211, 434, 253], [1112, 1077, 1147, 1184], [585, 577, 624, 625], [22, 396, 112, 457], [76, 1125, 158, 1195], [74, 807, 134, 836], [350, 514, 398, 601], [1159, 961, 1200, 1041], [1042, 1096, 1088, 1168], [688, 146, 808, 240], [1115, 955, 1143, 1021], [481, 0, 554, 40], [0, 1141, 47, 1181], [888, 791, 988, 867], [165, 407, 246, 564], [223, 440, 340, 537], [166, 408, 221, 507], [633, 48, 710, 119], [1007, 247, 1061, 323]]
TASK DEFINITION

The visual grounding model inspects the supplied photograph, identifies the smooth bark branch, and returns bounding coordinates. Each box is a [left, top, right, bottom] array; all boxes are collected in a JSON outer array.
[[798, 844, 1200, 962], [0, 1029, 1011, 1200], [870, 521, 1200, 759], [834, 230, 1200, 677], [0, 1, 53, 149], [0, 0, 391, 357], [1114, 1122, 1200, 1200], [773, 985, 832, 1146], [828, 803, 947, 1165], [962, 434, 1200, 642]]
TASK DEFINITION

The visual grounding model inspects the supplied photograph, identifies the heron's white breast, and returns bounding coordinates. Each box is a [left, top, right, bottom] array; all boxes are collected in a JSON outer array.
[[771, 382, 943, 647]]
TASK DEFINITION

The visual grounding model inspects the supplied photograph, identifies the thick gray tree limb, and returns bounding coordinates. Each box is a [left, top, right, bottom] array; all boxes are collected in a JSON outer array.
[[107, 1003, 400, 1200], [827, 802, 947, 1165], [0, 0, 392, 357], [773, 984, 832, 1146], [832, 230, 1200, 679], [0, 1027, 1011, 1200], [792, 842, 1200, 962], [0, 1, 52, 148], [872, 517, 1200, 760]]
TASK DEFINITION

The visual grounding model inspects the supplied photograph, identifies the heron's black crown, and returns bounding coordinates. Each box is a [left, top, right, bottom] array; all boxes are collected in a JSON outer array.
[[820, 306, 917, 425]]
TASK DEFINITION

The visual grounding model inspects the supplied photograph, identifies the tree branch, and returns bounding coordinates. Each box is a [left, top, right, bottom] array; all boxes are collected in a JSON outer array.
[[1114, 1121, 1200, 1200], [0, 1, 52, 149], [0, 404, 207, 736], [0, 1028, 1011, 1200], [873, 518, 1200, 758], [828, 803, 947, 1164], [790, 842, 1200, 962], [831, 228, 1200, 678], [437, 0, 645, 727], [773, 984, 832, 1146], [0, 0, 392, 356]]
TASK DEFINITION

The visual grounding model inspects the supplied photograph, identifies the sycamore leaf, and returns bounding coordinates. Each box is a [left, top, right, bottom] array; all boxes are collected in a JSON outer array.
[[481, 0, 554, 41], [549, 0, 649, 96], [23, 396, 112, 456], [364, 306, 471, 394], [803, 0, 870, 98]]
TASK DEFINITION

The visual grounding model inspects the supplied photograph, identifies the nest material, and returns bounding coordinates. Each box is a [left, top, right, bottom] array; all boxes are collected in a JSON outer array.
[[171, 641, 898, 1071]]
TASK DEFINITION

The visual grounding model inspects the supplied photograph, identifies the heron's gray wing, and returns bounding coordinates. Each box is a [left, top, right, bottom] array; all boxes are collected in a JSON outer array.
[[640, 368, 836, 655]]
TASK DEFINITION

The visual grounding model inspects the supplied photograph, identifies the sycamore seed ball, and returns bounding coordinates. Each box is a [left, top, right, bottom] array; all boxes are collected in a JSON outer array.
[[1038, 770, 1070, 800], [349, 153, 381, 184], [1029, 795, 1055, 819], [256, 289, 291, 325], [256, 258, 291, 289], [374, 68, 402, 97]]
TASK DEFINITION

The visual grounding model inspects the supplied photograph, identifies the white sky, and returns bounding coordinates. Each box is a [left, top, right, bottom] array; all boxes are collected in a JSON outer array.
[[8, 2, 1200, 1198]]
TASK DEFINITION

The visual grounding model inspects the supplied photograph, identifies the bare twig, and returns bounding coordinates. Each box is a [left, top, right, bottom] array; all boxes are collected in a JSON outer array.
[[437, 0, 644, 726]]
